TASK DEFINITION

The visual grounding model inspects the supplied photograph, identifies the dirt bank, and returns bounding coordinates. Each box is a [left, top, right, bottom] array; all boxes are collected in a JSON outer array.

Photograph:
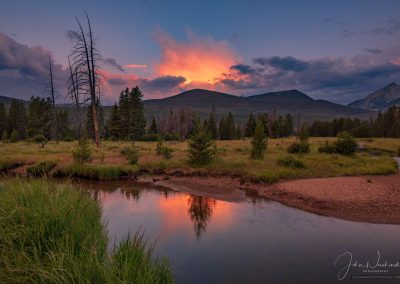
[[151, 158, 400, 224]]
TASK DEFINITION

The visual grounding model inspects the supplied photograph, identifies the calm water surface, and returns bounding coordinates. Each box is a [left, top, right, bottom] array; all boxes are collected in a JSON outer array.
[[82, 180, 400, 284]]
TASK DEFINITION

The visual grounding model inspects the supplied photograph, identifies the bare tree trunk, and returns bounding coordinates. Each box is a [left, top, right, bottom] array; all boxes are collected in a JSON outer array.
[[49, 57, 58, 143], [75, 13, 100, 147], [87, 13, 100, 147], [68, 58, 81, 139]]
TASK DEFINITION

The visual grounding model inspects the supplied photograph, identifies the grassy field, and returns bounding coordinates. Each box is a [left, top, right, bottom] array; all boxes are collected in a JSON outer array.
[[0, 179, 173, 283], [0, 137, 399, 182]]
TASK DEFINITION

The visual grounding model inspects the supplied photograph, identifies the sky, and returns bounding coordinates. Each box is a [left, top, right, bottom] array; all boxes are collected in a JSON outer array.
[[1, 0, 400, 105]]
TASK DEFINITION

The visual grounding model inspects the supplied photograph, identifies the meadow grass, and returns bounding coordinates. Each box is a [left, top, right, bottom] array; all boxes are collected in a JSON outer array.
[[0, 137, 398, 182], [0, 179, 173, 283], [26, 160, 57, 177]]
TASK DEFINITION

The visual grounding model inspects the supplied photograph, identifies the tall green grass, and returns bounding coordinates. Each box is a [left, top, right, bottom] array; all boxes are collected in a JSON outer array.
[[0, 179, 173, 283], [53, 164, 138, 180]]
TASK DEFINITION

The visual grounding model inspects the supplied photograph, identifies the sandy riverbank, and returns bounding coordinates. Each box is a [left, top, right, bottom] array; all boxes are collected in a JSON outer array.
[[149, 158, 400, 224]]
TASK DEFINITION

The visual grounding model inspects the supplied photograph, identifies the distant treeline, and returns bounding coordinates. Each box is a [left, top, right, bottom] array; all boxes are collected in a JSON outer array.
[[1, 93, 399, 142], [308, 106, 400, 138]]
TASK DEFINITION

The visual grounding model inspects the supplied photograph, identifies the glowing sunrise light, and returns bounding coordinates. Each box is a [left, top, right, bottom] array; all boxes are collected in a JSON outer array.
[[155, 29, 240, 84]]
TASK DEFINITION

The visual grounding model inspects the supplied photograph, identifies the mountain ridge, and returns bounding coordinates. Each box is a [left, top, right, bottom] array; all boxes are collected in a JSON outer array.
[[349, 82, 400, 110], [0, 88, 375, 123]]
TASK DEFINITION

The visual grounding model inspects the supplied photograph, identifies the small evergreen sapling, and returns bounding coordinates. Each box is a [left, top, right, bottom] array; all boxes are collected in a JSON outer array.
[[73, 136, 92, 164], [251, 120, 268, 160], [188, 125, 214, 166]]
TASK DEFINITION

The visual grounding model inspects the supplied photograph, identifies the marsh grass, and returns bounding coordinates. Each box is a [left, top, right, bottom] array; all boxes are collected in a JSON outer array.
[[0, 159, 24, 173], [0, 179, 173, 283], [26, 160, 57, 177], [0, 138, 399, 182], [54, 164, 138, 180]]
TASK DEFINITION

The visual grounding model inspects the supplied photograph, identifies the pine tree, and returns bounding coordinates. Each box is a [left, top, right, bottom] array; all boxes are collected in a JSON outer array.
[[26, 96, 51, 138], [10, 129, 19, 143], [118, 88, 130, 139], [149, 116, 158, 134], [128, 86, 146, 140], [0, 103, 7, 136], [236, 125, 243, 140], [188, 124, 214, 166], [258, 113, 269, 137], [218, 116, 226, 139], [207, 108, 218, 139], [225, 112, 236, 140], [1, 130, 8, 142], [283, 113, 294, 137], [57, 110, 71, 140], [251, 120, 268, 160], [108, 103, 120, 139], [245, 112, 256, 137], [8, 100, 26, 140]]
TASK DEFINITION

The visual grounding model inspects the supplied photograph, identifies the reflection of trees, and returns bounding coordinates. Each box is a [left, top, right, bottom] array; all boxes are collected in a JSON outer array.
[[187, 195, 215, 238]]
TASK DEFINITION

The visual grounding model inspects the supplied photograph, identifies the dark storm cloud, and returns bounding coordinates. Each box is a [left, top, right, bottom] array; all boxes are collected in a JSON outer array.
[[364, 48, 383, 54], [230, 64, 256, 74], [139, 75, 186, 91], [0, 33, 67, 100], [103, 58, 125, 72], [220, 55, 400, 103], [253, 56, 310, 72]]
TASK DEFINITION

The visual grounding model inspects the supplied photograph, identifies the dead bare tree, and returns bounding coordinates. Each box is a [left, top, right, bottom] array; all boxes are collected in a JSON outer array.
[[68, 12, 102, 147], [48, 56, 59, 143], [67, 57, 82, 139]]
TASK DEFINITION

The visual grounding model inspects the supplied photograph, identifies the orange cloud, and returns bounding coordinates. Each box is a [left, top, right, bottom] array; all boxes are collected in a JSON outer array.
[[154, 29, 241, 84], [124, 64, 147, 69]]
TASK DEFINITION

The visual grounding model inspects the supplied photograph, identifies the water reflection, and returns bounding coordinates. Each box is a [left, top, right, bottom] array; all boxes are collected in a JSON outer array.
[[187, 196, 216, 238], [78, 180, 400, 284], [83, 180, 219, 238]]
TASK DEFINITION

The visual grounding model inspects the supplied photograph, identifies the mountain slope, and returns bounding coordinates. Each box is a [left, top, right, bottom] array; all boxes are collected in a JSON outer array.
[[349, 82, 400, 110], [144, 89, 372, 123]]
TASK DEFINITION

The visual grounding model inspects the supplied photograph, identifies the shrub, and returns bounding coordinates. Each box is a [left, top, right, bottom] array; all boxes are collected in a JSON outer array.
[[156, 140, 173, 159], [164, 133, 180, 141], [26, 160, 56, 177], [277, 156, 305, 168], [251, 120, 268, 159], [30, 134, 47, 147], [287, 142, 300, 153], [397, 147, 400, 157], [10, 130, 19, 143], [287, 141, 310, 154], [141, 133, 160, 141], [156, 139, 164, 155], [1, 130, 8, 142], [288, 126, 310, 154], [63, 134, 74, 142], [318, 141, 335, 153], [188, 125, 214, 166], [73, 137, 92, 164], [121, 144, 139, 165], [160, 146, 173, 159], [333, 131, 357, 155]]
